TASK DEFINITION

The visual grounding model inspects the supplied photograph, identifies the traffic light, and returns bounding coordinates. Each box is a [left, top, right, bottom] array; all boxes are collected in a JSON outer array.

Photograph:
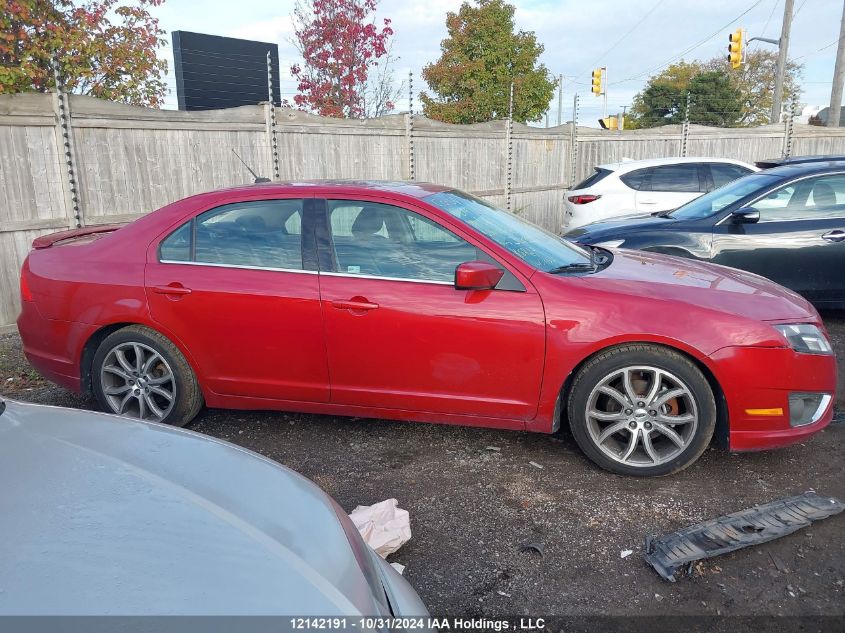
[[728, 28, 743, 69], [598, 115, 618, 130], [591, 68, 603, 95]]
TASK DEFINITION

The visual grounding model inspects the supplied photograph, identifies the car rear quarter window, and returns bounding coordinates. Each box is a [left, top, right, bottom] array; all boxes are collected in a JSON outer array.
[[573, 168, 612, 190], [643, 164, 702, 193], [159, 200, 305, 270]]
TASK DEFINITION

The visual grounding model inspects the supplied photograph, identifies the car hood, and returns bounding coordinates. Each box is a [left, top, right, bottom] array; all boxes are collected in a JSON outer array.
[[581, 248, 815, 322], [0, 400, 389, 616], [565, 214, 673, 240]]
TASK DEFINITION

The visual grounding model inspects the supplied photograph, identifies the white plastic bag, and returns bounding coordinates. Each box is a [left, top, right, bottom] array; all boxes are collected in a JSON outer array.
[[349, 498, 411, 558]]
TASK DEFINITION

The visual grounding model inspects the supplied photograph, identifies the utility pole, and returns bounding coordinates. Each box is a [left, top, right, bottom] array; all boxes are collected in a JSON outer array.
[[557, 74, 563, 126], [828, 1, 845, 127], [771, 0, 794, 124], [603, 67, 608, 120]]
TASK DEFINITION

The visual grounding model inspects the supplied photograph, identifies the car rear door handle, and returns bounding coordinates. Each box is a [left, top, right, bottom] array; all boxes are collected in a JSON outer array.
[[152, 284, 192, 295], [332, 299, 379, 311], [821, 230, 845, 242]]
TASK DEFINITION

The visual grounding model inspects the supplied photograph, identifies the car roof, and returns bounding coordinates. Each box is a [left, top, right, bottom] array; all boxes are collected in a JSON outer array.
[[214, 179, 452, 200], [757, 159, 845, 178], [597, 156, 754, 173], [755, 155, 845, 169], [0, 399, 385, 615]]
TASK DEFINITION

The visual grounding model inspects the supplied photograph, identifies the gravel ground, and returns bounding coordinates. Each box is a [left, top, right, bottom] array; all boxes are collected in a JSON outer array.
[[1, 314, 844, 620]]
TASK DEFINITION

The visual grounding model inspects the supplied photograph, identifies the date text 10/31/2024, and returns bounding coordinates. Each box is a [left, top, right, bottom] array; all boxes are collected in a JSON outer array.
[[289, 617, 546, 630]]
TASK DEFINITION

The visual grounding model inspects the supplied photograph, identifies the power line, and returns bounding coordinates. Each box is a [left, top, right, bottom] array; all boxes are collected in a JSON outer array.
[[751, 0, 780, 49], [575, 0, 667, 79], [792, 35, 844, 61], [610, 0, 766, 86]]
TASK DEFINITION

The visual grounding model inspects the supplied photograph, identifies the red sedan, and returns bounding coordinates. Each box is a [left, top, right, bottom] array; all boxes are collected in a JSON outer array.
[[17, 181, 836, 476]]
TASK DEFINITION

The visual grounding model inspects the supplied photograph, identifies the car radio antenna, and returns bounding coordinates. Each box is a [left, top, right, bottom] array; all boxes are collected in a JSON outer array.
[[232, 149, 271, 184]]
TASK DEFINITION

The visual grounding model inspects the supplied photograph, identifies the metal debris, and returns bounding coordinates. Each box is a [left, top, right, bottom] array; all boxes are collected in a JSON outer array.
[[519, 542, 545, 557], [643, 492, 844, 582]]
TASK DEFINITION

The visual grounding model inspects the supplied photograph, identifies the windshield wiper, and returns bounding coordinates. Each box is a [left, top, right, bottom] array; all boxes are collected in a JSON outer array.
[[548, 248, 597, 274], [547, 262, 595, 273]]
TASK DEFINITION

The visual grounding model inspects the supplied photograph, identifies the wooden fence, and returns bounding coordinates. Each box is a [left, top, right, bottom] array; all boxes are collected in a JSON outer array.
[[2, 91, 845, 331]]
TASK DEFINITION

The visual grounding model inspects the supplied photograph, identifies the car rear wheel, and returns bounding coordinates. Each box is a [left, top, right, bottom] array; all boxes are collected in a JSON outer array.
[[92, 325, 203, 426], [567, 344, 716, 477]]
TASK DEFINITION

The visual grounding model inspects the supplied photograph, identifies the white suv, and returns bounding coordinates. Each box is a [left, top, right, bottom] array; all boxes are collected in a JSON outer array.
[[562, 157, 757, 230]]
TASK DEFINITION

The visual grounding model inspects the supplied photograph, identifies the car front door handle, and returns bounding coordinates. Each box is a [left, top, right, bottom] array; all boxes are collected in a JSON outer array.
[[821, 230, 845, 242], [332, 299, 379, 311], [152, 284, 192, 295]]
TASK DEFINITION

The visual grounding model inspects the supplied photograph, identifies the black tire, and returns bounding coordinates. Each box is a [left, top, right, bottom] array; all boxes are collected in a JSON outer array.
[[92, 325, 203, 427], [566, 344, 716, 477]]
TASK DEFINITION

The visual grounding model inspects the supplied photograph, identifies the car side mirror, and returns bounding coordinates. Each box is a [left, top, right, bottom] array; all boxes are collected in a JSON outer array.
[[731, 207, 760, 224], [455, 261, 505, 291]]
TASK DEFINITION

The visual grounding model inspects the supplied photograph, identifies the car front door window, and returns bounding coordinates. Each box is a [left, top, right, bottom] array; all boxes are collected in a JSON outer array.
[[327, 201, 480, 282], [757, 175, 845, 222]]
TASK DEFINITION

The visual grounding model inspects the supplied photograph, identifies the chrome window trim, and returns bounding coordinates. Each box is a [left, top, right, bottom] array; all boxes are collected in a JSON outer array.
[[320, 271, 455, 286], [714, 170, 845, 226], [159, 260, 317, 275], [159, 260, 457, 286]]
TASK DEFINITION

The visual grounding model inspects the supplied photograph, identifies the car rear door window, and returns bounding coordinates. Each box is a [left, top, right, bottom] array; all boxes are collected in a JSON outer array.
[[757, 174, 845, 222], [644, 164, 702, 193], [327, 201, 479, 282], [709, 163, 753, 189], [159, 200, 305, 270]]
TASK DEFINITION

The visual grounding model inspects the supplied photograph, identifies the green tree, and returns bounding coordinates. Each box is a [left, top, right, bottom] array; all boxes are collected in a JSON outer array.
[[627, 61, 702, 128], [0, 0, 168, 107], [687, 70, 742, 126], [421, 0, 555, 124], [703, 49, 802, 125]]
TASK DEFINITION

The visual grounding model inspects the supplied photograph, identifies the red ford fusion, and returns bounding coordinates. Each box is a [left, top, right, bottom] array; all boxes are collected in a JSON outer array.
[[17, 181, 836, 476]]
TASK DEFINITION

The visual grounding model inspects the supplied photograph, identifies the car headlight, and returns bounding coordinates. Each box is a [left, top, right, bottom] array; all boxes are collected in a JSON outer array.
[[593, 239, 625, 248], [774, 324, 833, 355]]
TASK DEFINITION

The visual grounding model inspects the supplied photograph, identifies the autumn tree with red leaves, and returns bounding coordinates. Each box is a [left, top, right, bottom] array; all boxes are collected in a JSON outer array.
[[290, 0, 398, 118], [0, 0, 168, 107]]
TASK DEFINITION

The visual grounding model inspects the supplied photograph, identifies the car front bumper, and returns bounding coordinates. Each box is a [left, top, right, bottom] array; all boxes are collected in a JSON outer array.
[[708, 345, 837, 451]]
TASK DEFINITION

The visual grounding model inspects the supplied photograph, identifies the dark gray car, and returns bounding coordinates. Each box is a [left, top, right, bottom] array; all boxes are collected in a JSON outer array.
[[0, 398, 429, 618]]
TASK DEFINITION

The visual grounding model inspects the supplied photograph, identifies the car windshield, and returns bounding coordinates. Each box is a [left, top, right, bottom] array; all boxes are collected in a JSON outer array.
[[669, 173, 781, 220], [425, 190, 592, 271]]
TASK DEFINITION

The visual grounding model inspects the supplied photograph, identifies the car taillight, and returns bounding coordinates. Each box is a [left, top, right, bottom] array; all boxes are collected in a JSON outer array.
[[568, 194, 601, 204], [20, 270, 33, 302]]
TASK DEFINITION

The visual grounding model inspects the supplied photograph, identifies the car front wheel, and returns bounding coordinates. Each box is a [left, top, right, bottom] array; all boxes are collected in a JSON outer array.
[[567, 344, 716, 477], [92, 325, 203, 426]]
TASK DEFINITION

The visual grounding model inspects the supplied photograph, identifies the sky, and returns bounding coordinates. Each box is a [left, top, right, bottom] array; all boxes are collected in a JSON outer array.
[[153, 0, 843, 126]]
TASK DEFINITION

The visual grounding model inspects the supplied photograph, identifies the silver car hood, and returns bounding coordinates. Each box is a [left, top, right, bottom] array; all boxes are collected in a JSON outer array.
[[0, 399, 389, 616]]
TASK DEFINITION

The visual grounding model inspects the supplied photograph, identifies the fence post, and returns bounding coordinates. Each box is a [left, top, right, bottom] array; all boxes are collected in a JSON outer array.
[[51, 59, 82, 228], [266, 51, 281, 181], [505, 81, 514, 211], [406, 70, 415, 181], [782, 96, 798, 158], [569, 93, 579, 187], [680, 92, 691, 157]]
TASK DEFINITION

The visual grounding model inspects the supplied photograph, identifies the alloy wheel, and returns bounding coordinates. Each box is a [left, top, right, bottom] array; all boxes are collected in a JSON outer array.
[[584, 365, 699, 468], [99, 342, 176, 422]]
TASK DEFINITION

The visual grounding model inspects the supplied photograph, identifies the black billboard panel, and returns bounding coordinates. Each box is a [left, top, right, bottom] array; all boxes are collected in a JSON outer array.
[[172, 31, 281, 111]]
